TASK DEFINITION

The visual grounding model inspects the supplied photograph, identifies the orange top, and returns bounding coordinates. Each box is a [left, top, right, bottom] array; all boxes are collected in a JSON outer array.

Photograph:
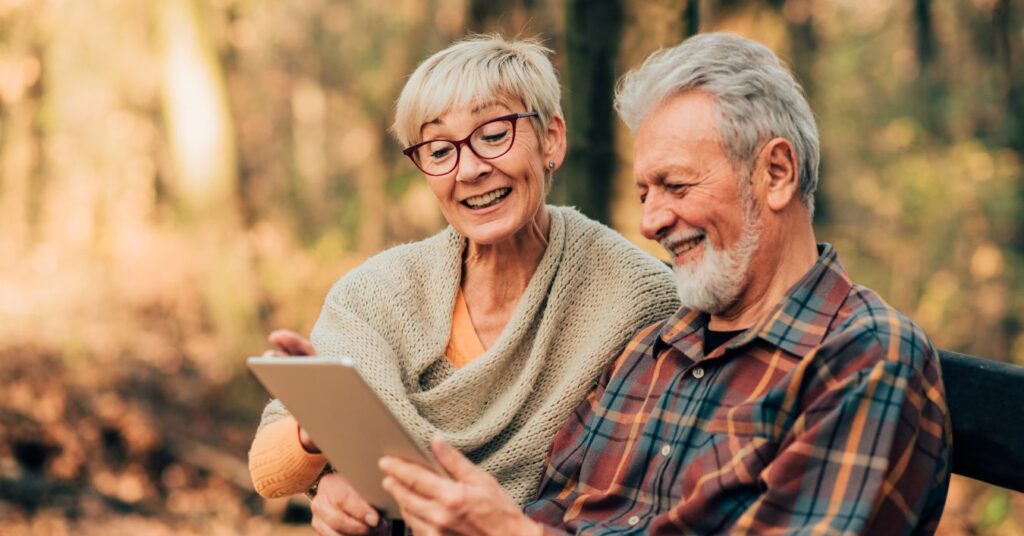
[[248, 288, 487, 497], [444, 288, 487, 368]]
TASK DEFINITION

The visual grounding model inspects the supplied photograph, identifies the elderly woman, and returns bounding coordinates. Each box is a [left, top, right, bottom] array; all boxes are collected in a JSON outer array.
[[248, 35, 678, 534]]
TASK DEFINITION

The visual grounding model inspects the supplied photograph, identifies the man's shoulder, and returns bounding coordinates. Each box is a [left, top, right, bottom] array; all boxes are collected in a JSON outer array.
[[824, 282, 937, 370], [604, 318, 671, 375]]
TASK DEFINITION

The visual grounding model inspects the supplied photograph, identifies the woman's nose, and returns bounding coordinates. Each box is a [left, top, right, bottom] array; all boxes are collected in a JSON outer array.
[[455, 144, 489, 183]]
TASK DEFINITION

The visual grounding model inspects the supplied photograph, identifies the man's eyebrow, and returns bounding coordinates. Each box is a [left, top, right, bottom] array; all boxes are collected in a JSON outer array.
[[636, 164, 698, 185], [664, 164, 700, 178]]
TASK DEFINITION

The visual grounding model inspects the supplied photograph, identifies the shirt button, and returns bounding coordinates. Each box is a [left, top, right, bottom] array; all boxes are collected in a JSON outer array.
[[692, 366, 705, 379], [628, 515, 640, 526], [660, 444, 671, 457]]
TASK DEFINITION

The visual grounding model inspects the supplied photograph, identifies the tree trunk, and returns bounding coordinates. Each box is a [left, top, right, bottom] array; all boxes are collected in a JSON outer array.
[[560, 0, 623, 225], [994, 0, 1023, 154], [158, 0, 239, 220], [992, 0, 1024, 251], [683, 0, 700, 37], [912, 0, 949, 140], [468, 0, 540, 35], [771, 0, 823, 222]]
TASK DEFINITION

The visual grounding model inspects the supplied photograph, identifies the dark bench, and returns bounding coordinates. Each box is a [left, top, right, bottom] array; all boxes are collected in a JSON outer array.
[[940, 350, 1024, 492]]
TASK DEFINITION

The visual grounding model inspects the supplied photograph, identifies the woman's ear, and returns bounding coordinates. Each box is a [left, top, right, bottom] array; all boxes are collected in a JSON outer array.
[[542, 115, 567, 171], [757, 137, 800, 212]]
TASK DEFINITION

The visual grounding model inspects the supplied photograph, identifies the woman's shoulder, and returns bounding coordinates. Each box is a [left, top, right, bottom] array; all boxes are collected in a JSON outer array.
[[362, 228, 456, 271], [328, 227, 459, 298], [552, 205, 673, 277], [550, 205, 680, 331]]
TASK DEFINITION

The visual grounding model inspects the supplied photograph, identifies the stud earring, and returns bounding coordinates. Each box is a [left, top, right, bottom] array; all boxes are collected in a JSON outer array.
[[547, 160, 556, 170]]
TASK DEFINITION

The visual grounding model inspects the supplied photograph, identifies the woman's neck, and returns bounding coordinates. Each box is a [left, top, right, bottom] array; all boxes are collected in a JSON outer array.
[[463, 207, 550, 289], [460, 206, 551, 348]]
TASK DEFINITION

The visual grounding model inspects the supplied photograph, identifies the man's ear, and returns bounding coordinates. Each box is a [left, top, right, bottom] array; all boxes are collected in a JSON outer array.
[[542, 115, 567, 171], [757, 137, 800, 212]]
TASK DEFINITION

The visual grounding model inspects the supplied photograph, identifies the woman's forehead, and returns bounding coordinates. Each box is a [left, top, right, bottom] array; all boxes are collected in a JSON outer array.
[[419, 97, 522, 136]]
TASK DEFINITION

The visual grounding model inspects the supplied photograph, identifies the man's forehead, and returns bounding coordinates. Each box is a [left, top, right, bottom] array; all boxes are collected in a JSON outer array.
[[638, 96, 721, 139], [633, 128, 721, 169]]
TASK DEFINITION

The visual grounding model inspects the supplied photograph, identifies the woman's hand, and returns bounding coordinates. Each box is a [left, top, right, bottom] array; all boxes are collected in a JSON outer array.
[[263, 329, 320, 453], [379, 436, 542, 536], [310, 473, 382, 535], [262, 329, 316, 357]]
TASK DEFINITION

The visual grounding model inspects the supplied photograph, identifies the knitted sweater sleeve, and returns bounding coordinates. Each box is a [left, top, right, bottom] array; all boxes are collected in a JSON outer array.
[[248, 415, 327, 498]]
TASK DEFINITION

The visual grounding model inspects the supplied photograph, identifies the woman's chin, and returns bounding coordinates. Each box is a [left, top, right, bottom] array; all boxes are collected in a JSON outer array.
[[462, 223, 518, 246], [460, 212, 538, 246]]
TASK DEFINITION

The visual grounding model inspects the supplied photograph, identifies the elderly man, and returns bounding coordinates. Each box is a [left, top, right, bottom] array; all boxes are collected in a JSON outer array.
[[376, 32, 951, 535]]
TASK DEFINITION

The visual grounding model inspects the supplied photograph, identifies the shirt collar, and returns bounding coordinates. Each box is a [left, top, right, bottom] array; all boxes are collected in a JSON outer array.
[[657, 243, 852, 359]]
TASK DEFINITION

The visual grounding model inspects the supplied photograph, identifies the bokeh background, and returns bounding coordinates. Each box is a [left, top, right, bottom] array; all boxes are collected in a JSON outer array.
[[1, 0, 1022, 534]]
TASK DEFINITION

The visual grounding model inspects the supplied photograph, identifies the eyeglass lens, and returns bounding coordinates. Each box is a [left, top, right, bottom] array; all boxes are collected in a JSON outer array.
[[411, 117, 516, 175]]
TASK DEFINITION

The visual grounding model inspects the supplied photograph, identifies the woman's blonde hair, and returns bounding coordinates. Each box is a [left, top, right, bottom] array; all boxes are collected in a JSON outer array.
[[392, 34, 563, 148]]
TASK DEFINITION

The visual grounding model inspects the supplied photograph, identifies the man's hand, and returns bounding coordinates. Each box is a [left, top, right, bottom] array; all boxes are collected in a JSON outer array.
[[310, 473, 382, 535], [379, 436, 543, 536], [262, 329, 320, 452]]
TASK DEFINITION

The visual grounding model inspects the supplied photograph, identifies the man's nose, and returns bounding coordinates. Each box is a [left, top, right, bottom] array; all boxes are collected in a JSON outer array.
[[639, 192, 676, 241], [455, 143, 489, 183]]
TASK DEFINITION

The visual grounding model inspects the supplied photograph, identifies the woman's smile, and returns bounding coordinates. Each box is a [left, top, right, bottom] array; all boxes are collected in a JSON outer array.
[[462, 186, 512, 210]]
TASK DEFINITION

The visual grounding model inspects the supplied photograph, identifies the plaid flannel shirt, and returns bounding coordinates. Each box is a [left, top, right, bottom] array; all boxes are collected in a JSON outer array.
[[525, 243, 951, 535]]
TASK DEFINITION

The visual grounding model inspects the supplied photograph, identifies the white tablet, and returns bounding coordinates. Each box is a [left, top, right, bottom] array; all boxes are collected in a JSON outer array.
[[247, 356, 440, 515]]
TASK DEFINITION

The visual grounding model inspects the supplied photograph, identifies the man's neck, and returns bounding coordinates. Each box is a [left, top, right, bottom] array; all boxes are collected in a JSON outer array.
[[709, 225, 818, 332]]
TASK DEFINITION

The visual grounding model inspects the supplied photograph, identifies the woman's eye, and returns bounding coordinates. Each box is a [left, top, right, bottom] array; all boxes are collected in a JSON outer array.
[[430, 146, 452, 160], [482, 129, 509, 143]]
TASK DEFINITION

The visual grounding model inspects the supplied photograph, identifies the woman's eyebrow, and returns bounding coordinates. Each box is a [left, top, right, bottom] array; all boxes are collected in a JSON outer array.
[[420, 102, 512, 138], [471, 101, 509, 114], [423, 101, 507, 128], [419, 117, 446, 140]]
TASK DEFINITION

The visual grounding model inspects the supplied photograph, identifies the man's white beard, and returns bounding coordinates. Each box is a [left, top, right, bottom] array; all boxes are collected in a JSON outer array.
[[662, 213, 762, 315]]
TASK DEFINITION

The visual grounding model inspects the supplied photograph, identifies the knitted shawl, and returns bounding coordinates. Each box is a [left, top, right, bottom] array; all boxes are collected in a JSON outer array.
[[260, 206, 679, 504]]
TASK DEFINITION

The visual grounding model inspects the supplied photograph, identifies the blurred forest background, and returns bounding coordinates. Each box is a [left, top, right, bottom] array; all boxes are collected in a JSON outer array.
[[0, 0, 1022, 534]]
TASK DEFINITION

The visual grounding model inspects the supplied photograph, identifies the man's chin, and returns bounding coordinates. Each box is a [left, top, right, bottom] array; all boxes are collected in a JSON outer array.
[[673, 264, 741, 315], [674, 277, 720, 314]]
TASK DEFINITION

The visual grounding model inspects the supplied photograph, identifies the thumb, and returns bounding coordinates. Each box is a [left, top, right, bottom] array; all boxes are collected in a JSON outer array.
[[430, 435, 481, 481]]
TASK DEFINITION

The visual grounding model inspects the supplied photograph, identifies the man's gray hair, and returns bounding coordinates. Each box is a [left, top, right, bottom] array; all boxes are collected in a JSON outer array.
[[615, 33, 820, 217]]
